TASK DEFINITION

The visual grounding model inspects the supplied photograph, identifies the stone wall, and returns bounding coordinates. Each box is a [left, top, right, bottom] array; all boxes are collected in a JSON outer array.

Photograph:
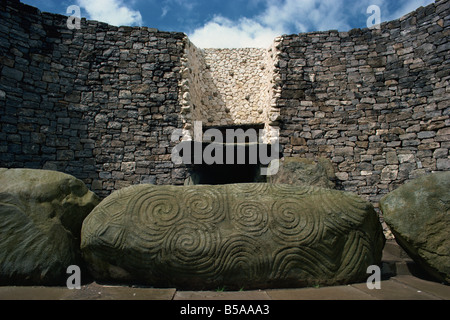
[[201, 48, 271, 126], [0, 0, 449, 203], [179, 40, 279, 143], [0, 0, 187, 197], [276, 0, 450, 205]]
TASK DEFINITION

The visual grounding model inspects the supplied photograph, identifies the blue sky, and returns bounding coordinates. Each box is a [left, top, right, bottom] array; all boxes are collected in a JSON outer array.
[[21, 0, 434, 48]]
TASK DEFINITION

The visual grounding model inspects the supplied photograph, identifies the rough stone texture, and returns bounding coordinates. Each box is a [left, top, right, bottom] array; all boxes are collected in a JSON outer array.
[[81, 183, 385, 290], [179, 42, 279, 143], [268, 157, 337, 189], [0, 168, 100, 285], [380, 172, 450, 284], [0, 0, 448, 203], [277, 0, 450, 206], [0, 0, 187, 197], [181, 46, 273, 126]]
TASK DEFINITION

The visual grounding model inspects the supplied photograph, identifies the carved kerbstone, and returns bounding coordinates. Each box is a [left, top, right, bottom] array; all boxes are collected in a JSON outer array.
[[81, 183, 385, 289], [380, 172, 450, 284], [0, 168, 100, 285]]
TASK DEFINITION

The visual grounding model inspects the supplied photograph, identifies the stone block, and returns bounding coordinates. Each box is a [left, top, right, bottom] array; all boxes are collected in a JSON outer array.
[[417, 131, 436, 139], [433, 148, 448, 159], [57, 149, 74, 161], [268, 157, 336, 188], [91, 179, 103, 190], [436, 158, 450, 170], [42, 71, 59, 83], [64, 91, 81, 103], [386, 151, 398, 164], [0, 168, 100, 285], [121, 162, 136, 173], [1, 66, 23, 81], [380, 172, 450, 284], [81, 183, 384, 289], [335, 171, 349, 181], [381, 165, 399, 181], [334, 146, 354, 156]]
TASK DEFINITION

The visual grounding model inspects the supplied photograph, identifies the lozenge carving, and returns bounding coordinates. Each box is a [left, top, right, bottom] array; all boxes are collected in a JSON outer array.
[[81, 183, 385, 289]]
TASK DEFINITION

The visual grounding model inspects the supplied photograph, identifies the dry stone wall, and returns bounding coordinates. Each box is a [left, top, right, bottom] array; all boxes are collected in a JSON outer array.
[[180, 40, 279, 143], [0, 0, 449, 203], [200, 48, 271, 126], [276, 0, 449, 205], [0, 0, 187, 197]]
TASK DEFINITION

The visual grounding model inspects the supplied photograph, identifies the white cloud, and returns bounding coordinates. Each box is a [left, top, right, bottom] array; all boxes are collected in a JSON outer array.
[[161, 0, 197, 18], [189, 0, 351, 48], [161, 5, 169, 18], [345, 0, 434, 24], [76, 0, 142, 26], [189, 15, 282, 48], [188, 0, 435, 48], [261, 0, 350, 33]]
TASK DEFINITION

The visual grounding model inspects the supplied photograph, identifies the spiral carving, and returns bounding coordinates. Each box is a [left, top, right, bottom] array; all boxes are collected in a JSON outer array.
[[271, 245, 336, 281], [268, 183, 314, 197], [216, 235, 271, 282], [231, 183, 269, 195], [162, 221, 219, 277], [230, 200, 269, 236], [129, 187, 183, 228], [183, 186, 226, 223], [81, 183, 385, 290], [270, 198, 319, 244]]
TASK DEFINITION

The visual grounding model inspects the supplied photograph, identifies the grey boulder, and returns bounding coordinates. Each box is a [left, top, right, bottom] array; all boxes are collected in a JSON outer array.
[[0, 168, 100, 285], [380, 172, 450, 284]]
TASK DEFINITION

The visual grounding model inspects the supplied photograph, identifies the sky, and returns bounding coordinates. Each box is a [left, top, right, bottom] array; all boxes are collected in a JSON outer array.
[[21, 0, 435, 48]]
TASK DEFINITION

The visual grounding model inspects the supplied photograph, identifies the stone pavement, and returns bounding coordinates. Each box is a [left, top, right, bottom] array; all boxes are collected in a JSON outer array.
[[0, 241, 448, 301]]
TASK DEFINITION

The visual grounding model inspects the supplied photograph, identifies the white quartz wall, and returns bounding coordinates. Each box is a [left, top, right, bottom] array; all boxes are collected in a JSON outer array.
[[179, 39, 281, 143]]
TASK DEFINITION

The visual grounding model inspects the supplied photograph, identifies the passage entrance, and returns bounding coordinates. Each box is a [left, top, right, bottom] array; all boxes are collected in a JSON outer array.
[[184, 124, 279, 185]]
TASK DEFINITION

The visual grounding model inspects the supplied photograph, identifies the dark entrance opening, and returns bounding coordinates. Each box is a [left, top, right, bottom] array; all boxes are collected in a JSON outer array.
[[189, 163, 263, 185], [185, 124, 279, 185]]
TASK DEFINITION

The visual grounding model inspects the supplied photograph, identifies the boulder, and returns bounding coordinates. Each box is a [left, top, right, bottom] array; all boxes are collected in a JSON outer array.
[[380, 172, 450, 284], [81, 183, 384, 289], [0, 168, 100, 285], [267, 157, 337, 188]]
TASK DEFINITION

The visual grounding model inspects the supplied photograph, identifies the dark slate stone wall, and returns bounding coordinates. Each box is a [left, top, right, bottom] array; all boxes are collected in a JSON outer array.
[[276, 0, 449, 206], [0, 0, 187, 197]]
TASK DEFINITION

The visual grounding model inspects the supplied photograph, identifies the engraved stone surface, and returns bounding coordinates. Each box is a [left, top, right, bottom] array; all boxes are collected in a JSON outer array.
[[81, 183, 385, 289], [0, 168, 100, 285]]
